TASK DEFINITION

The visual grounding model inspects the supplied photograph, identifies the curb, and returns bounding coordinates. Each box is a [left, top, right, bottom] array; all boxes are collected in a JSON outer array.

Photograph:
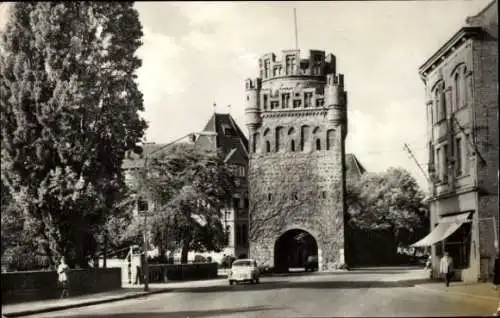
[[414, 284, 499, 301], [2, 288, 171, 318]]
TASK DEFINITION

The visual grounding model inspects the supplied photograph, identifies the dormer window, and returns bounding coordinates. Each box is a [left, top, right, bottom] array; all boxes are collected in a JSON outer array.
[[316, 99, 324, 107], [223, 124, 235, 136], [293, 100, 301, 108]]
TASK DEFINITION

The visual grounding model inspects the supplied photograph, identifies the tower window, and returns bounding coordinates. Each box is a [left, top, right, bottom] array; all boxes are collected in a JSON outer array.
[[291, 192, 298, 200], [264, 59, 270, 78], [268, 193, 272, 201], [286, 56, 296, 75], [316, 139, 321, 150], [321, 191, 326, 199], [281, 93, 290, 108], [304, 93, 312, 107], [291, 140, 295, 152], [263, 94, 268, 109], [266, 141, 271, 153]]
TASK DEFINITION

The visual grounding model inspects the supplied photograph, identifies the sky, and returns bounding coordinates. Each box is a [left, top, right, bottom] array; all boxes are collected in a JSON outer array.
[[134, 0, 491, 192], [0, 1, 492, 192]]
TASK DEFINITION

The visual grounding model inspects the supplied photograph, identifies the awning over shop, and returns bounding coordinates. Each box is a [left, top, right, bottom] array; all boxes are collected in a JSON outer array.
[[410, 212, 471, 247]]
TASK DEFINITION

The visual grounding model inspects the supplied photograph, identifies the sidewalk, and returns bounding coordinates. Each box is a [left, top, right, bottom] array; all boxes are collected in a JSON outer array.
[[2, 278, 227, 318], [415, 281, 500, 301]]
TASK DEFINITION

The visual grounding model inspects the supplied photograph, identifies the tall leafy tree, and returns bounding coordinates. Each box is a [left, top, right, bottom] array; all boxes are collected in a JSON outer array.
[[131, 143, 235, 263], [346, 167, 429, 264], [0, 2, 147, 268]]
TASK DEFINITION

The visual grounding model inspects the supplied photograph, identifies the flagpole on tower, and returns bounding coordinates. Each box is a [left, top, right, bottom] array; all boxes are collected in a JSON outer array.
[[293, 7, 298, 49], [213, 102, 216, 114]]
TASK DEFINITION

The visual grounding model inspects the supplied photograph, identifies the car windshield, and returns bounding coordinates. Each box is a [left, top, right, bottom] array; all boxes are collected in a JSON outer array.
[[232, 260, 253, 267]]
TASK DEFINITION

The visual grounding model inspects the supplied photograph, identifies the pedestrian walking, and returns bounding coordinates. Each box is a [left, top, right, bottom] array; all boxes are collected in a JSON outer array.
[[439, 252, 454, 287], [57, 256, 70, 298]]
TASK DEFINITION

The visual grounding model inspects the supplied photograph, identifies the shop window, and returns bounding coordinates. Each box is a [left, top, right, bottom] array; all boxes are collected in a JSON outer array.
[[443, 222, 471, 269]]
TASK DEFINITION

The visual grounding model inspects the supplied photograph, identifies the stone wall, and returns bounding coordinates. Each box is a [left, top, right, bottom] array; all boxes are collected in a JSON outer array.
[[249, 123, 346, 271], [1, 268, 121, 304]]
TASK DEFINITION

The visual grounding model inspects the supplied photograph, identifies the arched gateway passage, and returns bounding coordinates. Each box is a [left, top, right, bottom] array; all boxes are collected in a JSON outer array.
[[274, 229, 318, 273]]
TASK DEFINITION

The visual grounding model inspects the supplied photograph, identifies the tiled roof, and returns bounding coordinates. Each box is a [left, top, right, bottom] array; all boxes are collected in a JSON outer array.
[[345, 153, 366, 180], [195, 112, 249, 163]]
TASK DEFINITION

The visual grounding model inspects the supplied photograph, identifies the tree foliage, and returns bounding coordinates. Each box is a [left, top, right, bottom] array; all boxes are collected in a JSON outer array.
[[0, 2, 146, 268], [131, 143, 235, 263], [346, 167, 429, 247]]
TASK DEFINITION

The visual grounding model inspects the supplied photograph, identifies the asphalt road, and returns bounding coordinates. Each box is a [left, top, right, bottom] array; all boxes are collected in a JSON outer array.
[[23, 268, 498, 318]]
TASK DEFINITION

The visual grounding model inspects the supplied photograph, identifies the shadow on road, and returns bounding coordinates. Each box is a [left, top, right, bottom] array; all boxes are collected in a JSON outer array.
[[166, 277, 432, 294], [42, 305, 280, 318]]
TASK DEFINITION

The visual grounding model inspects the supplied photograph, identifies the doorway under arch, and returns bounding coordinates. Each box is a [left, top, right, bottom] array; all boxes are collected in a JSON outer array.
[[274, 229, 318, 273]]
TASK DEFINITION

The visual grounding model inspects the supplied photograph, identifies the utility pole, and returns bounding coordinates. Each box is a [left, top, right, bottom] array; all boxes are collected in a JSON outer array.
[[403, 143, 432, 184]]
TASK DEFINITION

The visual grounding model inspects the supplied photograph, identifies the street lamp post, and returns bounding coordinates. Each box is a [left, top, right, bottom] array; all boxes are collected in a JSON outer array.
[[138, 131, 215, 292]]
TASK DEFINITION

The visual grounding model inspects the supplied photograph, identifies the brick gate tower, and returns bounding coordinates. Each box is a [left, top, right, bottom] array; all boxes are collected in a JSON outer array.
[[244, 50, 349, 272]]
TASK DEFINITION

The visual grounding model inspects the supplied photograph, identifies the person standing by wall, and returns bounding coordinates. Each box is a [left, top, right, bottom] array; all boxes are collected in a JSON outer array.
[[439, 251, 454, 287], [57, 256, 70, 298]]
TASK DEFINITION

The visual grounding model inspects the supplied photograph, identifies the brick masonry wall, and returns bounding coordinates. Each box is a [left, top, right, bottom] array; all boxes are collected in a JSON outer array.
[[473, 29, 499, 258], [248, 114, 346, 271]]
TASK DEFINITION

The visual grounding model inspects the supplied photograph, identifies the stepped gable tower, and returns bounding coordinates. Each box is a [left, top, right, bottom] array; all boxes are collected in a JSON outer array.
[[244, 49, 349, 272]]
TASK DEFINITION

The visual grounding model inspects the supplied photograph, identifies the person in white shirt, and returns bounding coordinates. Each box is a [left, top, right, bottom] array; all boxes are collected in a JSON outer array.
[[57, 256, 70, 298], [439, 252, 454, 287]]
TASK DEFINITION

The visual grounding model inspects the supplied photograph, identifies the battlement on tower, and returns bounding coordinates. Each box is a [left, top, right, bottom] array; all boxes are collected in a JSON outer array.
[[326, 74, 344, 88], [245, 78, 262, 91], [258, 50, 337, 81]]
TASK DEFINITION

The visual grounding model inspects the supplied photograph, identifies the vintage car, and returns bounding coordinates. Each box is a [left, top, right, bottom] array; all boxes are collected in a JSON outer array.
[[228, 259, 260, 285]]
